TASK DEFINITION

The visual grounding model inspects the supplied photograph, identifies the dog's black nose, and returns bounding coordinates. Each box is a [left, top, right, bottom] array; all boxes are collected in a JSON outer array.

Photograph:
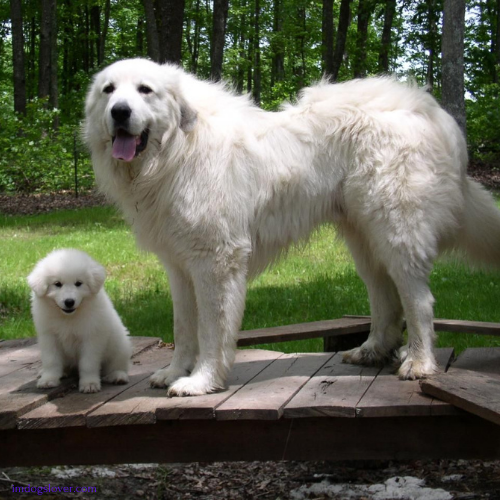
[[111, 103, 132, 123], [64, 299, 75, 309]]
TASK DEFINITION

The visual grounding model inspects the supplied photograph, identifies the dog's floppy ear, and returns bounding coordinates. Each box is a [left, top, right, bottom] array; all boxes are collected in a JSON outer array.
[[176, 93, 198, 133], [27, 267, 48, 297], [87, 261, 106, 294]]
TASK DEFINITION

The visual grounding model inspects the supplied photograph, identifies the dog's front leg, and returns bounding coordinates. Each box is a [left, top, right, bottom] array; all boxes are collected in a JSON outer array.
[[78, 341, 104, 393], [37, 334, 65, 389], [167, 251, 248, 397], [150, 263, 199, 388]]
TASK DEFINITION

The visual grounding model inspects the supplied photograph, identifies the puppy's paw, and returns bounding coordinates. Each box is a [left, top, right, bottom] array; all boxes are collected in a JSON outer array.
[[167, 374, 223, 397], [79, 379, 101, 393], [397, 357, 438, 380], [102, 370, 129, 385], [37, 376, 61, 389], [150, 367, 189, 388]]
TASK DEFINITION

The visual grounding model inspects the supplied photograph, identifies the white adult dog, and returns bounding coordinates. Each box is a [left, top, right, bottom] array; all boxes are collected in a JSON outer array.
[[28, 249, 132, 393], [85, 58, 500, 396]]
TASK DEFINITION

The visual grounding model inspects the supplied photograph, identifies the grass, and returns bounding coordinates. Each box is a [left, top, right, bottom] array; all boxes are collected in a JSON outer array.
[[1, 205, 500, 354]]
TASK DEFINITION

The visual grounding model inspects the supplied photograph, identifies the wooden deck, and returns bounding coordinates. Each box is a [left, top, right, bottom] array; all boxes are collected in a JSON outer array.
[[1, 317, 500, 467]]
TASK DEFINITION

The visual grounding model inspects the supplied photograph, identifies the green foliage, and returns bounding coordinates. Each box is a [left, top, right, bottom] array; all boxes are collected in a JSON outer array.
[[0, 93, 92, 193], [467, 84, 500, 162]]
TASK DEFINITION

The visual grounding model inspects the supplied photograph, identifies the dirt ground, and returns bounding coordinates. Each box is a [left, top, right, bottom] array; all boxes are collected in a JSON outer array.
[[1, 458, 500, 499], [2, 164, 500, 499]]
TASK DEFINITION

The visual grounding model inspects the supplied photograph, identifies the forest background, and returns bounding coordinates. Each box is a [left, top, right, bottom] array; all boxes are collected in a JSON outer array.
[[0, 0, 498, 194]]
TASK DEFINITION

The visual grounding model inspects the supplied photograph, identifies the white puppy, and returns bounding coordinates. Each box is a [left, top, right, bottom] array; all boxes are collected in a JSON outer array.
[[28, 249, 132, 393], [84, 58, 500, 396]]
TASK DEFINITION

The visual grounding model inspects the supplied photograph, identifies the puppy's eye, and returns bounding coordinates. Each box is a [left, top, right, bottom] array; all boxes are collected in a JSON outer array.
[[138, 85, 153, 95], [103, 84, 115, 94], [75, 281, 83, 287], [54, 281, 62, 288]]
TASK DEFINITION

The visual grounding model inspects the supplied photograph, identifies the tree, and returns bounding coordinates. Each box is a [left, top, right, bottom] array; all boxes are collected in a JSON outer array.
[[9, 0, 26, 115], [157, 0, 185, 64], [322, 0, 335, 78], [253, 0, 261, 104], [211, 0, 229, 81], [353, 0, 375, 78], [331, 0, 352, 81], [39, 0, 58, 114], [143, 0, 160, 62], [378, 0, 396, 73], [442, 0, 466, 139]]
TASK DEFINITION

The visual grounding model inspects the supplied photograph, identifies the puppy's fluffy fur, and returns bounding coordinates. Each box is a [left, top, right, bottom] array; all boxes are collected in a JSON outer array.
[[85, 58, 500, 396], [28, 249, 132, 393]]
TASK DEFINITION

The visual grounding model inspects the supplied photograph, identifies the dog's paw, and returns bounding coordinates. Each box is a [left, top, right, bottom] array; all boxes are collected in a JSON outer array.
[[342, 345, 387, 367], [102, 370, 129, 385], [79, 379, 101, 393], [37, 377, 61, 389], [150, 367, 189, 388], [167, 374, 223, 397], [397, 357, 438, 380]]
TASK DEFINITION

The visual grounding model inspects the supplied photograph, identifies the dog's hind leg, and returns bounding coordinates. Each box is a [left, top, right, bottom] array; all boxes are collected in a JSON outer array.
[[167, 248, 249, 397], [341, 225, 405, 367], [150, 263, 199, 389]]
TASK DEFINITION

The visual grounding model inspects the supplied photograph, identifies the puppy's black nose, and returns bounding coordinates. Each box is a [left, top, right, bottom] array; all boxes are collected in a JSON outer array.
[[64, 299, 75, 309], [111, 103, 132, 123]]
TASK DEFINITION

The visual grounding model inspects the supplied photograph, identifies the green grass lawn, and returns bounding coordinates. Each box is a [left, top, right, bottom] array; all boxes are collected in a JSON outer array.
[[1, 205, 500, 354]]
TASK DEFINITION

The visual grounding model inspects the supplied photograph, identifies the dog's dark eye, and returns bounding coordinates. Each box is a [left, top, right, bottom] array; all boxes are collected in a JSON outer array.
[[138, 85, 153, 95], [54, 281, 62, 288], [103, 84, 115, 94], [75, 281, 83, 287]]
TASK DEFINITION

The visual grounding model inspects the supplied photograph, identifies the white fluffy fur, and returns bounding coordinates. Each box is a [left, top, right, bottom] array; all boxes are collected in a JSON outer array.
[[28, 249, 132, 393], [84, 58, 500, 396]]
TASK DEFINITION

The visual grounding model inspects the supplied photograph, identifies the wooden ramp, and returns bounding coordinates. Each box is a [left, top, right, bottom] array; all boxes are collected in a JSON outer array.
[[1, 317, 500, 467]]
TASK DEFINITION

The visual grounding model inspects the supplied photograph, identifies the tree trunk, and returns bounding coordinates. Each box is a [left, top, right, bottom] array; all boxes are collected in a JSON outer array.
[[100, 0, 111, 65], [322, 0, 335, 78], [271, 0, 285, 85], [143, 0, 160, 62], [211, 0, 229, 81], [442, 0, 466, 139], [253, 0, 261, 105], [10, 0, 26, 115], [49, 0, 58, 114], [425, 0, 438, 90], [39, 0, 52, 99], [378, 0, 396, 73], [331, 0, 351, 81], [157, 0, 185, 64], [353, 0, 372, 78]]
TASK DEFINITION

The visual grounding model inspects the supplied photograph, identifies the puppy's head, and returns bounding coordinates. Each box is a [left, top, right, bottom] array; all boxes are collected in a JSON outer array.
[[84, 58, 197, 163], [28, 249, 106, 315]]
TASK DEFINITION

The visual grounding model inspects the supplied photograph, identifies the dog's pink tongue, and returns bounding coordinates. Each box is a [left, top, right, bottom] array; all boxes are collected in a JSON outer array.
[[112, 130, 137, 162]]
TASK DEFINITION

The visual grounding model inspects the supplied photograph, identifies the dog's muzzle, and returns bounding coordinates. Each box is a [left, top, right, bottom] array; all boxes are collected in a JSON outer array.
[[110, 103, 149, 162]]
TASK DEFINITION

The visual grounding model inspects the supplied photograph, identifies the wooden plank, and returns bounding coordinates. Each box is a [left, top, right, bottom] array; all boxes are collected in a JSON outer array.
[[216, 352, 332, 420], [344, 315, 500, 336], [0, 342, 41, 378], [17, 344, 173, 429], [355, 348, 456, 417], [0, 336, 161, 430], [2, 414, 500, 467], [156, 349, 282, 420], [420, 369, 500, 426], [283, 353, 381, 418], [237, 317, 371, 346], [451, 347, 500, 375], [0, 337, 37, 350]]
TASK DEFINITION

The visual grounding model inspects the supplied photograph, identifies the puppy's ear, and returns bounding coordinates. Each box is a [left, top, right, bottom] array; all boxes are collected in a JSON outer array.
[[176, 93, 197, 133], [27, 268, 48, 297], [88, 262, 106, 294]]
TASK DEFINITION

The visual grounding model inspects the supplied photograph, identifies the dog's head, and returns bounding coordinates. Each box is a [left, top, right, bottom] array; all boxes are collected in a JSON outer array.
[[27, 249, 106, 315], [84, 58, 197, 163]]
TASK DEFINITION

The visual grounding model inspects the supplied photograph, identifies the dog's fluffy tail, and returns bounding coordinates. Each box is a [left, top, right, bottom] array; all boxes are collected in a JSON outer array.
[[458, 178, 500, 266]]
